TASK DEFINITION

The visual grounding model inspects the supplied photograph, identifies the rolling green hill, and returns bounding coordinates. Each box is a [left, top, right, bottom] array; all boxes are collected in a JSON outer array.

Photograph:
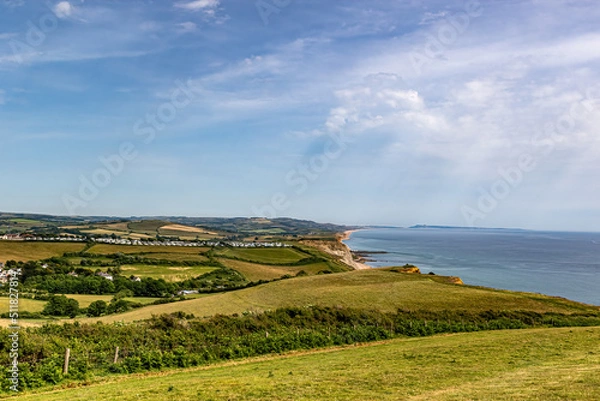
[[81, 269, 597, 324], [11, 326, 600, 401]]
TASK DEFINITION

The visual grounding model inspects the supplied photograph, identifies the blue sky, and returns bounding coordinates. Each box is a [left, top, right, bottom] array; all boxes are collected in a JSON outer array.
[[1, 0, 599, 231]]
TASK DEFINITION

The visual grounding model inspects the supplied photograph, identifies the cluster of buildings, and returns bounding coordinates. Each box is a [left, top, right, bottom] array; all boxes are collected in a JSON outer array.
[[0, 262, 20, 284], [0, 234, 26, 241], [2, 234, 290, 248], [90, 237, 290, 248], [1, 234, 85, 242]]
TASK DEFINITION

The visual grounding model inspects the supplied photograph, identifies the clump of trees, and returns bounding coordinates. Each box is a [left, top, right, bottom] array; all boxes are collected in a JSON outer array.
[[42, 295, 80, 318]]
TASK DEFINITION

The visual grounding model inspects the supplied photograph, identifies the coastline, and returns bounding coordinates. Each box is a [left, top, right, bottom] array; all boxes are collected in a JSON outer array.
[[337, 229, 371, 270], [300, 230, 371, 271], [340, 229, 364, 241]]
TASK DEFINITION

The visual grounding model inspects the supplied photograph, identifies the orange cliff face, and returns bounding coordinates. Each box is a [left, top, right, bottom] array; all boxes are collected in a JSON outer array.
[[387, 265, 465, 284]]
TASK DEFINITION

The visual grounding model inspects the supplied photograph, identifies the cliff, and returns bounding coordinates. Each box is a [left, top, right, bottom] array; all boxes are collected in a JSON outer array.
[[300, 232, 371, 270]]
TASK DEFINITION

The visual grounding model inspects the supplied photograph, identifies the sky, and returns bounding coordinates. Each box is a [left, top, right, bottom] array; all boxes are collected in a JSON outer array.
[[1, 0, 599, 231]]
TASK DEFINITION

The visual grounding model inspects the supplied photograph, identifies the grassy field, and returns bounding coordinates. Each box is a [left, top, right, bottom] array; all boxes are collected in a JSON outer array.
[[219, 259, 331, 281], [63, 294, 114, 307], [0, 297, 46, 313], [0, 295, 163, 314], [65, 256, 115, 265], [88, 244, 210, 255], [215, 247, 310, 264], [157, 224, 220, 240], [0, 241, 86, 262], [66, 221, 220, 240], [11, 326, 600, 400], [80, 269, 598, 323], [81, 229, 127, 236], [124, 252, 210, 262], [116, 265, 217, 281], [6, 218, 42, 226], [63, 295, 162, 308], [126, 220, 169, 235]]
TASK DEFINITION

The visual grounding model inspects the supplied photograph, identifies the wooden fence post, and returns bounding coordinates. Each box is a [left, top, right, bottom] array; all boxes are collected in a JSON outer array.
[[63, 348, 70, 375], [113, 346, 120, 364]]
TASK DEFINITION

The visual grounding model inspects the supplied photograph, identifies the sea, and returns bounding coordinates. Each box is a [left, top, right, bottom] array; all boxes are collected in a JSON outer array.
[[344, 228, 600, 306]]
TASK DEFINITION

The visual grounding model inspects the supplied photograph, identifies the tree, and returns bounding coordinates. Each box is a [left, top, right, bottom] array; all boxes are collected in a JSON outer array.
[[107, 299, 131, 314], [43, 295, 80, 318], [113, 289, 134, 301], [86, 300, 108, 317]]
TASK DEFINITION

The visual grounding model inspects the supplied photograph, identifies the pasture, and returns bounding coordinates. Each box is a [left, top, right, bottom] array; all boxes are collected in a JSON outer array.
[[215, 247, 310, 264], [82, 269, 598, 324], [0, 241, 86, 262], [219, 259, 331, 281], [11, 326, 600, 400], [117, 265, 217, 282]]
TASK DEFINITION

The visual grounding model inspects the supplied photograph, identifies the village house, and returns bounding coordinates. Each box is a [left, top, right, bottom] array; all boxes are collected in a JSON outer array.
[[0, 234, 22, 241], [96, 272, 113, 281]]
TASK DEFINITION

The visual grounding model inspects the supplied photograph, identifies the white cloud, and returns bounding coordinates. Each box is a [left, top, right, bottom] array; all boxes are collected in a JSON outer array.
[[419, 11, 449, 25], [174, 0, 219, 13], [53, 1, 73, 19], [176, 21, 197, 33]]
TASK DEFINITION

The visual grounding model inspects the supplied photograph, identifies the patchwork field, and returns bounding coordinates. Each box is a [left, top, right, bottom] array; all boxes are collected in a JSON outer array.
[[0, 241, 86, 262], [74, 220, 223, 240], [12, 326, 600, 401]]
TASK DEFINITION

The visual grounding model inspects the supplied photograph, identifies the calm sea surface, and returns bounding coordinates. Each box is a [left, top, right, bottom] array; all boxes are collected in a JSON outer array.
[[344, 228, 600, 306]]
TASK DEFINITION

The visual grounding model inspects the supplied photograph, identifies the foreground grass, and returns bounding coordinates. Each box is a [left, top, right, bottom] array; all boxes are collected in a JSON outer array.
[[11, 326, 600, 400], [79, 269, 597, 323]]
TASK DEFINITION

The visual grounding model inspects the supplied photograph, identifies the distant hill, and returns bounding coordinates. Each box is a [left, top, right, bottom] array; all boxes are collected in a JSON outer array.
[[0, 212, 356, 237]]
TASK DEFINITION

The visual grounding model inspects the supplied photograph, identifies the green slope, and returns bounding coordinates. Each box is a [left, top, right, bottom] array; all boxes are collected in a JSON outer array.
[[80, 269, 597, 324], [13, 326, 600, 401]]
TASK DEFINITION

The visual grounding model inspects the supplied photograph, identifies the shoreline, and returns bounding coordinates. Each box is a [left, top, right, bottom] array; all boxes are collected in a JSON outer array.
[[337, 229, 371, 270], [340, 228, 367, 241], [300, 230, 371, 271]]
